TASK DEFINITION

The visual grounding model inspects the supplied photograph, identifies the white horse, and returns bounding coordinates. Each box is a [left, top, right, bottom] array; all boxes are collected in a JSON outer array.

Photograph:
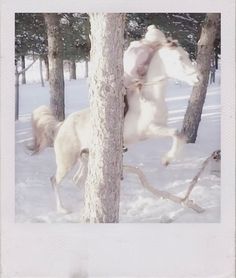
[[29, 39, 199, 213]]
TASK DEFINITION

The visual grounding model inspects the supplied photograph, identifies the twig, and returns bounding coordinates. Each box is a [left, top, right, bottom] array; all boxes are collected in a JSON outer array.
[[123, 164, 204, 213]]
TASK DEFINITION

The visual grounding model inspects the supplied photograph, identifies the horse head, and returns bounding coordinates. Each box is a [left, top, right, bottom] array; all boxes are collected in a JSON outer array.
[[155, 39, 200, 86]]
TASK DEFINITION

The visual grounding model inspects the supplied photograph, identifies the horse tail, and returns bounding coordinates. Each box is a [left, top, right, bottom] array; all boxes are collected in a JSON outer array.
[[27, 105, 62, 154]]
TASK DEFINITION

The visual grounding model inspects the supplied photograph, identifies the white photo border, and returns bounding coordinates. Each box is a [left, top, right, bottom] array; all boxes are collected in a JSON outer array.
[[1, 0, 235, 277]]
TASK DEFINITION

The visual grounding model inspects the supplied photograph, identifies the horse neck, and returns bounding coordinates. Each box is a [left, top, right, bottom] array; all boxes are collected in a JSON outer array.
[[126, 49, 168, 108], [145, 49, 166, 83], [139, 50, 168, 102]]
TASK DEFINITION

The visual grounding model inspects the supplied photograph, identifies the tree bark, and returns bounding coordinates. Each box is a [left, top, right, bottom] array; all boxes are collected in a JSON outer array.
[[83, 13, 125, 223], [39, 56, 45, 87], [21, 55, 26, 84], [69, 59, 76, 80], [44, 13, 65, 121], [181, 13, 220, 143]]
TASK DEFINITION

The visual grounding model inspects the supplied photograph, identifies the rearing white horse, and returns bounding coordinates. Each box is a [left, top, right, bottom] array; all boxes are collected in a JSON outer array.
[[124, 39, 199, 164], [29, 39, 199, 213]]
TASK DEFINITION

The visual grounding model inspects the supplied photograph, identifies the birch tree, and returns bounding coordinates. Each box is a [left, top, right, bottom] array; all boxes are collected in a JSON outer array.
[[83, 13, 125, 223], [181, 13, 220, 143], [44, 13, 65, 121]]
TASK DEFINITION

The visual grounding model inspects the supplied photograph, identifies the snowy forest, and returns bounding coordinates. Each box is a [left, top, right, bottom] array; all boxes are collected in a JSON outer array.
[[15, 13, 221, 223]]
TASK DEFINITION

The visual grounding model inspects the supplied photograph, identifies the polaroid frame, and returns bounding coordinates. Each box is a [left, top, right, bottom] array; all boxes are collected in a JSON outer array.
[[1, 0, 235, 277]]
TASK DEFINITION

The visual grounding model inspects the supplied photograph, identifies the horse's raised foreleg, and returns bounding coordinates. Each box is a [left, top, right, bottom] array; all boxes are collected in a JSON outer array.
[[147, 124, 185, 165]]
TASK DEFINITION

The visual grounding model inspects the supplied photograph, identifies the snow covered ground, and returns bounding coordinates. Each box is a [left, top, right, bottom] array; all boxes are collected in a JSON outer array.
[[15, 66, 220, 223]]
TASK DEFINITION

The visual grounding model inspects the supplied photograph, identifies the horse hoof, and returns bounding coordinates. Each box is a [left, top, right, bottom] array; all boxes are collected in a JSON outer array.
[[123, 146, 128, 153], [164, 161, 170, 167], [57, 207, 70, 214], [162, 157, 171, 166]]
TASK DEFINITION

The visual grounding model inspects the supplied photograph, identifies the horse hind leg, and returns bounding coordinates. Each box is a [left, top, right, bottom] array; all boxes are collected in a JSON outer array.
[[51, 150, 80, 213], [50, 174, 68, 214], [73, 148, 89, 186]]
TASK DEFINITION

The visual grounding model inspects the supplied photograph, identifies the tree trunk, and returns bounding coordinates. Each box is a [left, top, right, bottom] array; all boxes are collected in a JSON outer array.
[[43, 55, 49, 81], [215, 51, 218, 70], [15, 58, 37, 120], [21, 55, 26, 84], [181, 13, 220, 143], [83, 13, 125, 223], [15, 69, 20, 121], [44, 13, 65, 121], [39, 57, 45, 87], [85, 60, 89, 78], [69, 59, 76, 80]]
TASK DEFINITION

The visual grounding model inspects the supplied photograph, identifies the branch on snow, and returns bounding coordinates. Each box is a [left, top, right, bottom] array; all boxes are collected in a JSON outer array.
[[123, 150, 220, 215], [123, 165, 205, 213], [182, 150, 221, 201]]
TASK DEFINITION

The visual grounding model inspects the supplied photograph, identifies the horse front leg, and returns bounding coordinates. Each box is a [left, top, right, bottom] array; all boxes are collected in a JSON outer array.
[[147, 124, 186, 166]]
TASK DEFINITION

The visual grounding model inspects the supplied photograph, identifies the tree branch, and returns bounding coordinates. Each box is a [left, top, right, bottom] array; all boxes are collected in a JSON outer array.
[[182, 150, 221, 201], [123, 164, 205, 213], [16, 58, 38, 76]]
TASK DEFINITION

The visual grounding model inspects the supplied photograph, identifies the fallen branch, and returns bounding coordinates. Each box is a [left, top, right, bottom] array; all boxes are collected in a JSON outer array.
[[182, 150, 221, 201], [123, 150, 221, 215], [123, 164, 204, 213]]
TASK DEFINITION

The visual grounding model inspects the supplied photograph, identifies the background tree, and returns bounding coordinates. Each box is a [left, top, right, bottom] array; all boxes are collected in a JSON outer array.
[[61, 13, 90, 79], [15, 58, 37, 120], [83, 13, 125, 223], [15, 13, 47, 83], [44, 13, 65, 121], [181, 13, 220, 143]]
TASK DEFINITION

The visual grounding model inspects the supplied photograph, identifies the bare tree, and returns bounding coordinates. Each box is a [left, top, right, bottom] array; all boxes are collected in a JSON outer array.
[[83, 13, 125, 223], [44, 13, 65, 121], [181, 13, 220, 143]]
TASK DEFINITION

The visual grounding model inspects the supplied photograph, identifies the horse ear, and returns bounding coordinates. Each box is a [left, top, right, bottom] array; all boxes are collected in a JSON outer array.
[[172, 40, 179, 47], [166, 38, 179, 48], [171, 40, 179, 47]]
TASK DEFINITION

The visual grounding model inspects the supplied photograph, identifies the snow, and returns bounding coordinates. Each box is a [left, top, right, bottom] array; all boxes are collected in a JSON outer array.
[[15, 65, 220, 223]]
